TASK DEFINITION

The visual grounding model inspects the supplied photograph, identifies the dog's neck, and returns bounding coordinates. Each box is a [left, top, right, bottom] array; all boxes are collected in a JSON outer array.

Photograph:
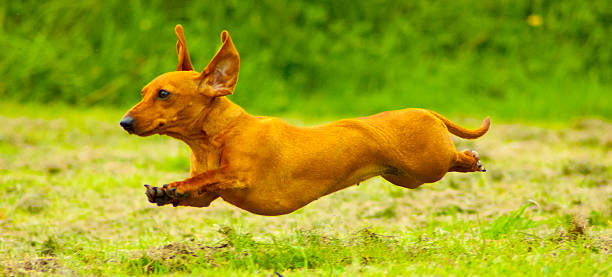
[[198, 96, 247, 142], [167, 96, 247, 172]]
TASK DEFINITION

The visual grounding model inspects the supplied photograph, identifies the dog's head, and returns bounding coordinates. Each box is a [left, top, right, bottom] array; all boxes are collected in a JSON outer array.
[[120, 25, 239, 137]]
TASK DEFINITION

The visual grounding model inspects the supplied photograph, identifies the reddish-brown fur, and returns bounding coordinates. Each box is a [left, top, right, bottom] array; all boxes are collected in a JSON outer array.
[[121, 25, 490, 216]]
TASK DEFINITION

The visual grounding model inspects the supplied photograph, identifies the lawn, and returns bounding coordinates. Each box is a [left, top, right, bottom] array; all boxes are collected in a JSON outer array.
[[0, 104, 610, 276], [2, 0, 611, 275]]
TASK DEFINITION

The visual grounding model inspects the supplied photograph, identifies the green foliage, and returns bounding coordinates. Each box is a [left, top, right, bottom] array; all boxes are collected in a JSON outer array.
[[588, 210, 609, 227], [1, 0, 611, 120], [483, 204, 537, 239]]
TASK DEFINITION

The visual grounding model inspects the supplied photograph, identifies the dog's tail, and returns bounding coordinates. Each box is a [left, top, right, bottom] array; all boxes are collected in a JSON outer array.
[[428, 111, 490, 139]]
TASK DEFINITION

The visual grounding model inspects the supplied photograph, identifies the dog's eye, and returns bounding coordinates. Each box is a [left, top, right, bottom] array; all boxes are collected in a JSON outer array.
[[158, 89, 171, 100]]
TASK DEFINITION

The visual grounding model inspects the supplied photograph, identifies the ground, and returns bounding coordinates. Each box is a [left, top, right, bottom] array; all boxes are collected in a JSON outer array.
[[0, 106, 610, 276]]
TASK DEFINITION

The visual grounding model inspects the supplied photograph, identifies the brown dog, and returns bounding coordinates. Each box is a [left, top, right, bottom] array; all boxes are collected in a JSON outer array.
[[120, 25, 490, 216]]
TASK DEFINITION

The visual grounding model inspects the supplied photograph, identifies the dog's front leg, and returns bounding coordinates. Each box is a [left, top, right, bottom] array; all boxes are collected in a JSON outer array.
[[144, 167, 245, 207]]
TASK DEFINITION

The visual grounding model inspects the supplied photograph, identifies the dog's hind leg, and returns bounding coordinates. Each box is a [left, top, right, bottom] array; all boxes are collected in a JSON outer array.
[[449, 150, 486, 172]]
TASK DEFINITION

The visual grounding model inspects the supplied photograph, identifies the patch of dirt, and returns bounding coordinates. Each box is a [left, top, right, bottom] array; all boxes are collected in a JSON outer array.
[[595, 234, 612, 254], [550, 213, 611, 254], [567, 213, 589, 239], [16, 193, 49, 214], [562, 160, 608, 176], [3, 257, 60, 275], [140, 241, 229, 271]]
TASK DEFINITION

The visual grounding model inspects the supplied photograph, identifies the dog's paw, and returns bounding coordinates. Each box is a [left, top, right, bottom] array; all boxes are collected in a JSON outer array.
[[470, 150, 486, 172], [144, 184, 189, 207]]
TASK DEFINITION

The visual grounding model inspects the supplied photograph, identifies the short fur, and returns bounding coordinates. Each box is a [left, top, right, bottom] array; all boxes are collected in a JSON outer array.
[[120, 25, 490, 216]]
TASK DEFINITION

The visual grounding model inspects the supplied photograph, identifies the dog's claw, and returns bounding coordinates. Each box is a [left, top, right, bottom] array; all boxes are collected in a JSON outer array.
[[144, 185, 154, 202], [469, 150, 486, 173], [476, 160, 487, 172], [152, 187, 161, 197], [143, 184, 187, 206]]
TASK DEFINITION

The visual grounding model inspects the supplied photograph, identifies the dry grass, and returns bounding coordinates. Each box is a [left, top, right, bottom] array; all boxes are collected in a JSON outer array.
[[0, 109, 610, 275]]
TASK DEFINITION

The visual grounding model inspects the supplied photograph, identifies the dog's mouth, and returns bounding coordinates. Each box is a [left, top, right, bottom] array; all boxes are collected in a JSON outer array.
[[135, 121, 166, 137], [123, 125, 135, 134]]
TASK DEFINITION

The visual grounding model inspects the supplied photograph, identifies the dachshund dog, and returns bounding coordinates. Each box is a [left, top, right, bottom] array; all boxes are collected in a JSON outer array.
[[120, 25, 489, 216]]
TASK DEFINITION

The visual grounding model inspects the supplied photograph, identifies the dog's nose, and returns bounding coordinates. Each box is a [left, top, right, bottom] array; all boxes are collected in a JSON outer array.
[[120, 116, 135, 132]]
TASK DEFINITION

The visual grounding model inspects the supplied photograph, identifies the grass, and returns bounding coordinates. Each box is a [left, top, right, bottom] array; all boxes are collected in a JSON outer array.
[[0, 104, 610, 276], [1, 0, 612, 121], [2, 1, 610, 274]]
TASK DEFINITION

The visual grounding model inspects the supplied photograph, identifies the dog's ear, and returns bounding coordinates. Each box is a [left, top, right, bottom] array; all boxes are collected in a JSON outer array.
[[175, 24, 194, 71], [197, 30, 240, 97]]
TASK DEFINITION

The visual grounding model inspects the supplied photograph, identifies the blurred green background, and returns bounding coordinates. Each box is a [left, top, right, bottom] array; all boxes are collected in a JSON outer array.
[[1, 0, 610, 121]]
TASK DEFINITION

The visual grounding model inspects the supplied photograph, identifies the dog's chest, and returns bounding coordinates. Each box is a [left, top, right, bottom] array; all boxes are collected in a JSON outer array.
[[188, 148, 221, 176]]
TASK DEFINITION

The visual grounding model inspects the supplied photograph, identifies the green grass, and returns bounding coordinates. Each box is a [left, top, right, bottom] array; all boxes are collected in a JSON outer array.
[[2, 1, 610, 274], [1, 105, 610, 276], [1, 0, 611, 121]]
